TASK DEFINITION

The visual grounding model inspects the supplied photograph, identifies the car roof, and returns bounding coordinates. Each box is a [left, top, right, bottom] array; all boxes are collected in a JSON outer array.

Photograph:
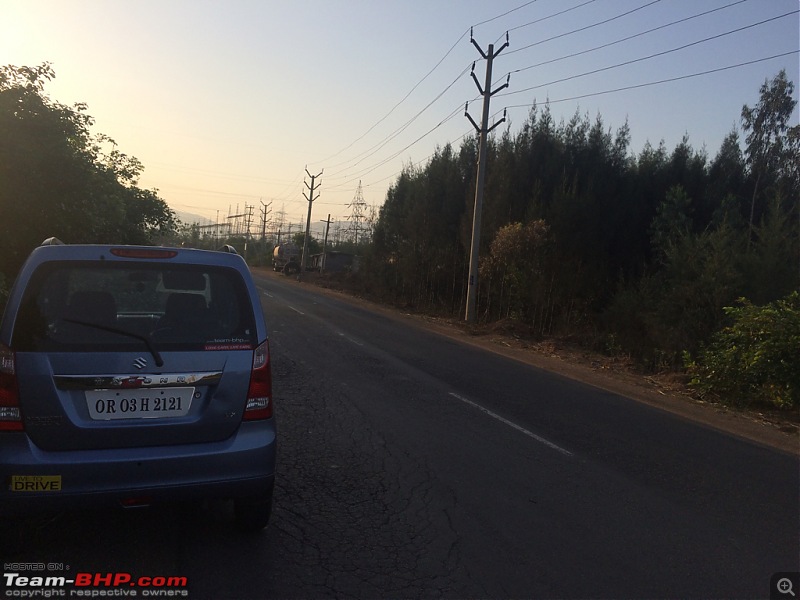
[[22, 244, 248, 268]]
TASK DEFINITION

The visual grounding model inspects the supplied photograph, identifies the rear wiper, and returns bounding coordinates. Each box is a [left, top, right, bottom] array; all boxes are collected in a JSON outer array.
[[61, 318, 164, 368]]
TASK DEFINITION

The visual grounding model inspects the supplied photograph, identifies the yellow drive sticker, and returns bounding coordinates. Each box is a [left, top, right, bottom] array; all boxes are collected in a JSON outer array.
[[10, 475, 62, 492]]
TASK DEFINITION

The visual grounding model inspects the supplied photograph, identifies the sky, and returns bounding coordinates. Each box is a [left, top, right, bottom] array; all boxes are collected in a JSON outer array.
[[2, 0, 798, 233]]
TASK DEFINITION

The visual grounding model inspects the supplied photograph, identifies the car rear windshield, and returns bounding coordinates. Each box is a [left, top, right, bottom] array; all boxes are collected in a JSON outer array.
[[11, 261, 258, 352]]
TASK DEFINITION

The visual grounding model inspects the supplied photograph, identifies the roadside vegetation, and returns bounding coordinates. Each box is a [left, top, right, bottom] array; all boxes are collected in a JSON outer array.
[[1, 63, 797, 411], [348, 70, 800, 411], [685, 292, 799, 409]]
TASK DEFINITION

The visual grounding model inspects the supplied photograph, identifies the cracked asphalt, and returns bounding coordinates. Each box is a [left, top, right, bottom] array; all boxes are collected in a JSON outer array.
[[1, 269, 798, 599], [265, 349, 470, 599]]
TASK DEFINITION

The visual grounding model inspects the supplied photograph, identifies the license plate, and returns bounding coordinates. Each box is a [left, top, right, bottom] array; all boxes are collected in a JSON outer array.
[[85, 388, 194, 420]]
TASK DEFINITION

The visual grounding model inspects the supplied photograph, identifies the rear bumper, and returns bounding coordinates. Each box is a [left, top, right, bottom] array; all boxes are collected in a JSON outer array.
[[0, 420, 276, 516]]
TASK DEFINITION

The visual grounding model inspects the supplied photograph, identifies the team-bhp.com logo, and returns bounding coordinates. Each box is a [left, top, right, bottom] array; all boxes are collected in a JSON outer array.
[[3, 571, 189, 597]]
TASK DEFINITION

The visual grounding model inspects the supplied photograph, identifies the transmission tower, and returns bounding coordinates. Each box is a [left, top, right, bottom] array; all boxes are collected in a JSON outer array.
[[346, 181, 368, 246]]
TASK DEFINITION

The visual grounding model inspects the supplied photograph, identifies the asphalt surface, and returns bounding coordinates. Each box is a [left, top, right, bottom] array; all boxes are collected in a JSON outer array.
[[2, 269, 798, 599]]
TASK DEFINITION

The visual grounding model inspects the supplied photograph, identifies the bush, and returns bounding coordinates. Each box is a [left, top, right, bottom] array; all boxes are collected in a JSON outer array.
[[685, 291, 800, 409]]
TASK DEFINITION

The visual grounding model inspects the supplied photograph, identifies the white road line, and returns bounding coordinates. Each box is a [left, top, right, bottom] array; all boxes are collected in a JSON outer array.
[[448, 392, 573, 457], [263, 292, 273, 298], [337, 332, 364, 346], [288, 306, 305, 315]]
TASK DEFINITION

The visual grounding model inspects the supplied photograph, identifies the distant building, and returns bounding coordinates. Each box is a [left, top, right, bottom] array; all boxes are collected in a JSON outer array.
[[310, 251, 359, 273]]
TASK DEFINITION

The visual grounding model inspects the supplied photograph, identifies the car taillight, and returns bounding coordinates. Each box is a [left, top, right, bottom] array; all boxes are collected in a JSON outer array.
[[0, 343, 23, 431], [244, 340, 272, 420]]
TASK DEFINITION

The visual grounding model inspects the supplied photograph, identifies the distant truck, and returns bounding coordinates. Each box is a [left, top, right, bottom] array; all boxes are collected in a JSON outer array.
[[272, 243, 301, 274]]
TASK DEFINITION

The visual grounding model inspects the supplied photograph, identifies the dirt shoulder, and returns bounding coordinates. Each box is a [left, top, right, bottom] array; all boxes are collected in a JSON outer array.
[[256, 267, 799, 456]]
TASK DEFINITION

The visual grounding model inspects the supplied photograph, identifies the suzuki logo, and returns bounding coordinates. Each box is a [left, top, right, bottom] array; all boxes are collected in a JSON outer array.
[[133, 357, 147, 370]]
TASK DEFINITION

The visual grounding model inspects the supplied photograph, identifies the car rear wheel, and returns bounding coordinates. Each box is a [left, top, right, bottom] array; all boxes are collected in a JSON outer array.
[[233, 490, 273, 532]]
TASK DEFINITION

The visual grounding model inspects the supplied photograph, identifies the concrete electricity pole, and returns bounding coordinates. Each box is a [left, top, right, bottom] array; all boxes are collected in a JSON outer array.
[[244, 204, 255, 260], [464, 30, 509, 323], [320, 214, 333, 273], [299, 167, 322, 281]]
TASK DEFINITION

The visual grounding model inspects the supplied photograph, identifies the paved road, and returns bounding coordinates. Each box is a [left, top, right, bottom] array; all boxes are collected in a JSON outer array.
[[2, 270, 798, 599]]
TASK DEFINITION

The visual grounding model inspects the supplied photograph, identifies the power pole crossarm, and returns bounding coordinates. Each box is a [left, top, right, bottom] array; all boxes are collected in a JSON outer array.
[[465, 102, 480, 132], [470, 27, 509, 58]]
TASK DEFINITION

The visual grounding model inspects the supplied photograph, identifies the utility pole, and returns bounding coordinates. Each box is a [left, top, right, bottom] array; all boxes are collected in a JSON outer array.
[[261, 200, 272, 264], [244, 203, 255, 260], [299, 167, 322, 281], [320, 214, 333, 273], [260, 200, 272, 241], [464, 29, 509, 323]]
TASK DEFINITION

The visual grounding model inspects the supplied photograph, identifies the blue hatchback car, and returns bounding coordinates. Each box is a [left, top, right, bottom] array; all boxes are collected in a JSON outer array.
[[0, 242, 276, 531]]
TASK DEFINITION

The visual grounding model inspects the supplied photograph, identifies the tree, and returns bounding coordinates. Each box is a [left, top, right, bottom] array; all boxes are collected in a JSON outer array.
[[706, 129, 746, 227], [0, 63, 177, 279], [650, 186, 693, 263], [741, 69, 797, 242], [292, 231, 321, 257], [479, 220, 552, 332]]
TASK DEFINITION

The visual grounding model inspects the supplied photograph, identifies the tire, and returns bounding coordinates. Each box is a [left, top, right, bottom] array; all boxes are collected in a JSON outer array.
[[233, 490, 273, 533]]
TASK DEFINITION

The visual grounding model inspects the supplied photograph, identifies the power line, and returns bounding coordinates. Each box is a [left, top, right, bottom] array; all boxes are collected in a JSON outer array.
[[499, 50, 800, 110], [320, 1, 567, 177], [322, 0, 663, 188], [499, 0, 750, 83], [338, 42, 797, 195], [336, 37, 797, 196], [499, 10, 799, 99], [326, 105, 466, 191], [325, 66, 472, 180], [495, 0, 598, 44], [272, 169, 307, 204], [474, 0, 539, 29], [322, 1, 620, 190], [318, 31, 471, 166], [330, 1, 600, 177], [146, 162, 302, 185], [505, 0, 663, 56]]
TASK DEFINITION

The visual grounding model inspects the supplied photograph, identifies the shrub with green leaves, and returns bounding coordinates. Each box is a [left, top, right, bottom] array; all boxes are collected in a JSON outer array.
[[686, 291, 800, 409]]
